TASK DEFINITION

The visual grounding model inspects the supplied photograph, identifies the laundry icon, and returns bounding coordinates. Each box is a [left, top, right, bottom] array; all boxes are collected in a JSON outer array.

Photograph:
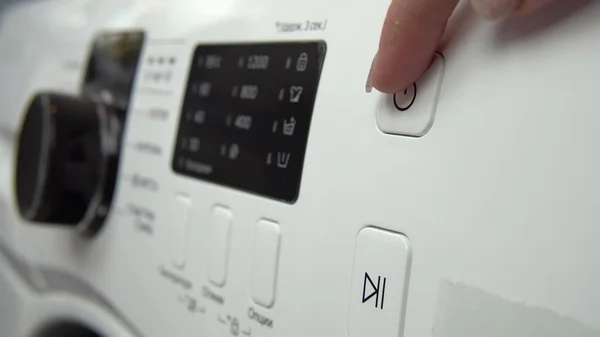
[[296, 53, 308, 72], [282, 117, 296, 136], [277, 152, 291, 168], [289, 86, 303, 103]]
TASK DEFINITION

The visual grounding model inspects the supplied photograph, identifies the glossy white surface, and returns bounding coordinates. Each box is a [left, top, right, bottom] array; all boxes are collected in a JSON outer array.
[[0, 0, 600, 337], [170, 194, 191, 268], [0, 249, 138, 337]]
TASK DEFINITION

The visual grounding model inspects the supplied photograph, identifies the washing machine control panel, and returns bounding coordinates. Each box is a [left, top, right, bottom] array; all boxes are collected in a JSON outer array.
[[4, 1, 600, 337]]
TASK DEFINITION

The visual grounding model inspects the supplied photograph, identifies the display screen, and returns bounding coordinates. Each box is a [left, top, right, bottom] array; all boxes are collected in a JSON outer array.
[[172, 41, 327, 203]]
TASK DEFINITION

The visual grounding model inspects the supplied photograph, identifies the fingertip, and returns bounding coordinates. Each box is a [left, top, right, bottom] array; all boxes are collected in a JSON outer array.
[[371, 0, 457, 94], [372, 43, 439, 94], [372, 62, 421, 94]]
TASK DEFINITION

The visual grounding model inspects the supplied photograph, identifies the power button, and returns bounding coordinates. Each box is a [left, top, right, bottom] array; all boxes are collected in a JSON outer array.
[[376, 53, 445, 137], [393, 83, 417, 111]]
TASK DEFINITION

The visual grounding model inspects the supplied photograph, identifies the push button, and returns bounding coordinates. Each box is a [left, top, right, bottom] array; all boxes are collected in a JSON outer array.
[[393, 83, 417, 111], [376, 53, 445, 137], [207, 206, 232, 287], [170, 194, 191, 268], [249, 219, 281, 308], [347, 227, 412, 337]]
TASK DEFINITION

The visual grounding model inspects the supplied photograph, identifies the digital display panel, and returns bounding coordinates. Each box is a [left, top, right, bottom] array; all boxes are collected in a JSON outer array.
[[172, 41, 326, 203]]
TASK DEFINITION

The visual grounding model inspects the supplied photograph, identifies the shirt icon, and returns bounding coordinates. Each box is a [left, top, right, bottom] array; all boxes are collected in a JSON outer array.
[[289, 86, 303, 103]]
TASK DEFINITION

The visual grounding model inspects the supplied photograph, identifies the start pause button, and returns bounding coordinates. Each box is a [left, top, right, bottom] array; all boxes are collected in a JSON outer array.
[[347, 227, 412, 337]]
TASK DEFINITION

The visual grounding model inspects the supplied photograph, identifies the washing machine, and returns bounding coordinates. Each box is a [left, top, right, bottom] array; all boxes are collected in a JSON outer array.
[[1, 0, 600, 336]]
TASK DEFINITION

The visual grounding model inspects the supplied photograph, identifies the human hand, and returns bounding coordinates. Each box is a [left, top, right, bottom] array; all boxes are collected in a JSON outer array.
[[366, 0, 558, 94]]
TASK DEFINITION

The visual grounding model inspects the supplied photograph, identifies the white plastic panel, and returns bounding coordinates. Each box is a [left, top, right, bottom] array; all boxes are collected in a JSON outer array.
[[0, 260, 21, 337], [170, 194, 191, 268]]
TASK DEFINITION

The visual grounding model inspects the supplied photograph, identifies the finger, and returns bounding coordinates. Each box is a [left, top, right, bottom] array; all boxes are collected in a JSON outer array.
[[517, 0, 557, 14], [470, 0, 557, 18], [470, 0, 522, 18], [369, 0, 459, 94]]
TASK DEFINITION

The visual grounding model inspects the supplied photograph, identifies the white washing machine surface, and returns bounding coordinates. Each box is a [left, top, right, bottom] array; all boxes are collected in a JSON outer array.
[[0, 0, 600, 337]]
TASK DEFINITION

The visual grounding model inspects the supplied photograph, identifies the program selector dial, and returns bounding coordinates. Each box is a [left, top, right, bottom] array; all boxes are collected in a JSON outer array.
[[14, 92, 123, 235]]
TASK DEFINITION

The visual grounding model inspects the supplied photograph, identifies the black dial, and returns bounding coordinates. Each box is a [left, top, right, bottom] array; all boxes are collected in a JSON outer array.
[[15, 92, 122, 235]]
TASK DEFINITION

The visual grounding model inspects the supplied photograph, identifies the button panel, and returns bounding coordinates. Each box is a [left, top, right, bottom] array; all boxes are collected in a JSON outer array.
[[249, 219, 282, 308], [207, 206, 233, 287], [376, 53, 445, 137], [172, 42, 327, 203], [348, 227, 412, 337]]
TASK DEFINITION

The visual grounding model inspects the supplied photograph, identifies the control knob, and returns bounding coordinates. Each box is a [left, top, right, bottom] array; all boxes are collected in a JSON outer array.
[[14, 92, 122, 235]]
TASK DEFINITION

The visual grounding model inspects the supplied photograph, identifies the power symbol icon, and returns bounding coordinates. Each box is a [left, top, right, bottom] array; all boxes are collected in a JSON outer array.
[[393, 83, 417, 111]]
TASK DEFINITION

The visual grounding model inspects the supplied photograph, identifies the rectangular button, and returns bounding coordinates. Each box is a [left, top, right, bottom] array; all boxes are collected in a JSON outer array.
[[171, 194, 191, 268], [376, 53, 444, 137], [207, 206, 232, 287], [250, 220, 281, 308], [348, 227, 412, 337]]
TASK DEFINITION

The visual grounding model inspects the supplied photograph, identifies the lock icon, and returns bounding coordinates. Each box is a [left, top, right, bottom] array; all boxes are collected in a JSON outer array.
[[296, 53, 308, 72]]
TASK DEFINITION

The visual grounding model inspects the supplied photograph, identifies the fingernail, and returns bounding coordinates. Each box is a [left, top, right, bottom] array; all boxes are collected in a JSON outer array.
[[365, 52, 378, 93], [471, 0, 522, 18]]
